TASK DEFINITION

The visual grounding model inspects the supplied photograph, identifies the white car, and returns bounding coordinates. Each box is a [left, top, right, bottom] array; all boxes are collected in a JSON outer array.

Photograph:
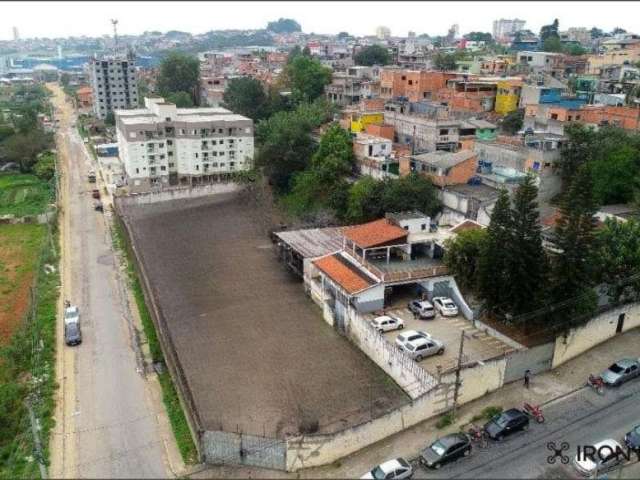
[[371, 315, 404, 333], [573, 438, 623, 476], [361, 457, 413, 479], [407, 299, 436, 319], [400, 337, 445, 361], [433, 297, 458, 316], [395, 330, 431, 349]]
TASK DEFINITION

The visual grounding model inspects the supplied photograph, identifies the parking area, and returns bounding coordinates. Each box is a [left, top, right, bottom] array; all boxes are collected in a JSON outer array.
[[369, 296, 514, 375]]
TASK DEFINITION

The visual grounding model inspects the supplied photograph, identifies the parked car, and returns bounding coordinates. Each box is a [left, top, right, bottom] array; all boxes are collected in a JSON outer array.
[[600, 358, 640, 386], [361, 458, 413, 479], [64, 305, 80, 325], [88, 170, 96, 183], [400, 337, 444, 361], [371, 315, 404, 333], [395, 330, 431, 349], [573, 439, 623, 476], [94, 201, 104, 212], [420, 433, 472, 469], [624, 424, 640, 451], [483, 408, 529, 441], [433, 297, 459, 316], [91, 189, 100, 199], [64, 320, 82, 346], [407, 300, 436, 319]]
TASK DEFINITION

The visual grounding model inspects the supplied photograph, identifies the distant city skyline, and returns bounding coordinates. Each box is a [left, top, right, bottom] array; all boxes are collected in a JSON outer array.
[[1, 1, 639, 42]]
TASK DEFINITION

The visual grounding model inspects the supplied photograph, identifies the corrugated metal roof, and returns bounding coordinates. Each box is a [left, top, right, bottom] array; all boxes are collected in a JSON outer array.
[[275, 227, 344, 259]]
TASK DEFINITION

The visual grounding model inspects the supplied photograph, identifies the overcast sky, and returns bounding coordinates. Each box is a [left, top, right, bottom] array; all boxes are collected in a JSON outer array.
[[2, 1, 639, 41]]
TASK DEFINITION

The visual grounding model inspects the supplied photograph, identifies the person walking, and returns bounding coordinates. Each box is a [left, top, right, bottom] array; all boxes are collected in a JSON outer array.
[[524, 369, 531, 389]]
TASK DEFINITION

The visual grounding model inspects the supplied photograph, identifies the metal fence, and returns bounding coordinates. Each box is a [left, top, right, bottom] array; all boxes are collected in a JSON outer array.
[[202, 430, 286, 470], [347, 308, 438, 398]]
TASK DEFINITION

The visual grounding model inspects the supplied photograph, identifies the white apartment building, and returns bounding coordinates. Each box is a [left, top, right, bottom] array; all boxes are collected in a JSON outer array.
[[115, 97, 254, 191], [492, 18, 526, 42], [89, 56, 139, 120]]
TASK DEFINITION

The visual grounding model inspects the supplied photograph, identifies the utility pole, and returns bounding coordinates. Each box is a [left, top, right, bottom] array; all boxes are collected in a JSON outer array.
[[452, 330, 467, 417]]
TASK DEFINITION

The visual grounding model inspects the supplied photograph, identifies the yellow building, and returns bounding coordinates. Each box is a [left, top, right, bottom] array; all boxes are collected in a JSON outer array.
[[495, 79, 522, 115], [350, 112, 384, 133]]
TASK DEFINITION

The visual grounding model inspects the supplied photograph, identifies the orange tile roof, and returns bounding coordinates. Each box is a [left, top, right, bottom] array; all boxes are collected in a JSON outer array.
[[343, 218, 408, 249], [313, 254, 376, 294], [450, 219, 484, 233]]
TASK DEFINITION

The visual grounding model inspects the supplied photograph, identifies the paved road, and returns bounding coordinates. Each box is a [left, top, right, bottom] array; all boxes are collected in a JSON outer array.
[[49, 85, 171, 478], [411, 381, 640, 479]]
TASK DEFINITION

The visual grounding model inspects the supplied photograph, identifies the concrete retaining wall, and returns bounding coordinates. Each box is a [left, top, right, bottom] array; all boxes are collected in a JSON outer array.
[[552, 303, 640, 368], [115, 182, 241, 207]]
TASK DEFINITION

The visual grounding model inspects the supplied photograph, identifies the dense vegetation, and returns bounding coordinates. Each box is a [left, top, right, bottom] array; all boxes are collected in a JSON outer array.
[[354, 45, 392, 66], [156, 51, 200, 106]]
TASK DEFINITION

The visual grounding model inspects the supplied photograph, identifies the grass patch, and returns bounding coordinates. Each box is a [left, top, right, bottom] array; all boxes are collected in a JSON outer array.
[[111, 219, 197, 464], [0, 219, 59, 478], [436, 411, 456, 429], [0, 174, 53, 217], [470, 405, 503, 423]]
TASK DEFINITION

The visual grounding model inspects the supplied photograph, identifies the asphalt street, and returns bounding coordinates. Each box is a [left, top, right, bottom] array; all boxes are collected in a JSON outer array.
[[49, 85, 170, 478], [411, 381, 640, 479]]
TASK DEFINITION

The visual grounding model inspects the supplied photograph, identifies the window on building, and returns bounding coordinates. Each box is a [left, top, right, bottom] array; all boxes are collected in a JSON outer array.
[[160, 166, 166, 171], [167, 140, 173, 146], [218, 128, 223, 133], [421, 224, 427, 231], [195, 153, 199, 158], [169, 162, 175, 168], [168, 151, 173, 157], [135, 168, 139, 174], [439, 129, 448, 135], [551, 113, 558, 120]]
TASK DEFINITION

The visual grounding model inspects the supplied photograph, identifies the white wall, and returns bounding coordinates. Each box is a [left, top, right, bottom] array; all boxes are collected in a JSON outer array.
[[552, 303, 640, 368]]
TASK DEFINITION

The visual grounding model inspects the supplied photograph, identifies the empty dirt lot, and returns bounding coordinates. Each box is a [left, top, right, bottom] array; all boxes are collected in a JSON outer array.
[[120, 192, 407, 438]]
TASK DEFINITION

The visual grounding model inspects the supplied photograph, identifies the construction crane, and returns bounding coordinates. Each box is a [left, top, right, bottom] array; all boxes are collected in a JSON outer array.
[[111, 19, 119, 54]]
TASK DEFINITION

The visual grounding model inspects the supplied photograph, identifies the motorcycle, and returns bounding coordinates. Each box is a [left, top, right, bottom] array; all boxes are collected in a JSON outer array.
[[466, 424, 488, 448], [523, 402, 545, 423], [587, 374, 605, 395]]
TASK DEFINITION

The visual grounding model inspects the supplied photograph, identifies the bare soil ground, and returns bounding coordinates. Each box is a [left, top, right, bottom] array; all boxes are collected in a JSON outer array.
[[120, 191, 408, 438], [0, 224, 46, 343]]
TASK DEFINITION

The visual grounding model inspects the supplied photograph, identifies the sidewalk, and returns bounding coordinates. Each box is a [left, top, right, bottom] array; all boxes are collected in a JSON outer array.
[[192, 326, 640, 479]]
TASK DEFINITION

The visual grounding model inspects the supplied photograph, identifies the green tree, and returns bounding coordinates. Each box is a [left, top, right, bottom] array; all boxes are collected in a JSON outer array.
[[593, 218, 640, 303], [464, 32, 493, 43], [33, 151, 56, 180], [283, 55, 332, 103], [444, 228, 488, 292], [344, 176, 385, 223], [589, 144, 637, 205], [501, 109, 524, 133], [255, 109, 316, 192], [564, 44, 587, 56], [433, 52, 458, 71], [478, 189, 512, 314], [0, 125, 15, 143], [2, 129, 53, 172], [540, 19, 560, 43], [165, 91, 195, 108], [222, 77, 269, 120], [157, 51, 200, 105], [285, 123, 354, 215], [267, 18, 302, 33], [380, 174, 441, 218], [551, 166, 599, 323], [508, 175, 547, 316], [542, 36, 563, 53], [558, 123, 595, 191], [354, 45, 391, 66]]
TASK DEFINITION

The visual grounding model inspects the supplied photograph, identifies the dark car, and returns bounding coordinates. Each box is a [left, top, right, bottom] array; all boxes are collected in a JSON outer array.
[[91, 189, 100, 199], [64, 321, 82, 346], [420, 433, 471, 469], [483, 408, 529, 441], [625, 425, 640, 451]]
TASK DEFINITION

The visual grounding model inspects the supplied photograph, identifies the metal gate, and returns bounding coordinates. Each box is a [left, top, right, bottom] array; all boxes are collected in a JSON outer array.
[[503, 342, 554, 384], [203, 430, 286, 470]]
